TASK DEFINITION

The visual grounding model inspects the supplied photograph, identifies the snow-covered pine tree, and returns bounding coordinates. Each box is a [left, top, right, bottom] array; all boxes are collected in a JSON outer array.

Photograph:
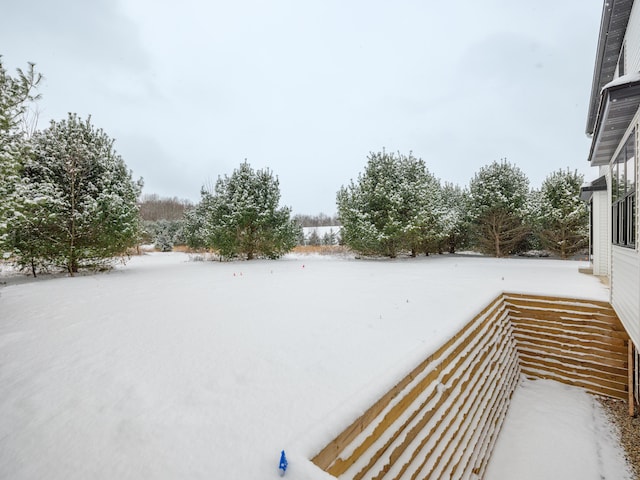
[[401, 158, 446, 256], [536, 169, 588, 259], [0, 58, 42, 254], [322, 228, 337, 246], [307, 229, 321, 246], [182, 188, 215, 250], [439, 182, 469, 254], [336, 150, 445, 257], [6, 180, 64, 276], [467, 160, 530, 257], [188, 161, 299, 259], [17, 113, 142, 275]]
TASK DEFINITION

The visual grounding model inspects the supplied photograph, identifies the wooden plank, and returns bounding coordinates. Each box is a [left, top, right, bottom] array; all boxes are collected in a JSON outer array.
[[521, 368, 627, 400], [421, 340, 514, 480], [428, 343, 520, 480], [469, 365, 521, 479], [507, 307, 620, 325], [417, 343, 517, 480], [520, 366, 627, 398], [513, 339, 628, 370], [517, 353, 627, 391], [330, 304, 508, 476], [505, 301, 620, 325], [512, 334, 628, 364], [510, 315, 629, 339], [511, 328, 628, 355], [373, 320, 511, 480], [516, 348, 627, 378], [518, 354, 627, 389], [507, 304, 622, 324], [629, 340, 635, 417], [316, 295, 507, 474], [512, 324, 628, 349], [511, 319, 628, 344], [503, 292, 615, 310], [360, 327, 503, 479]]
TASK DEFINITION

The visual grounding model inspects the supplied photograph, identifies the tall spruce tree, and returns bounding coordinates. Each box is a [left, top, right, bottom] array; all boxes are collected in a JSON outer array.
[[12, 113, 142, 275], [467, 160, 530, 257], [185, 161, 299, 259]]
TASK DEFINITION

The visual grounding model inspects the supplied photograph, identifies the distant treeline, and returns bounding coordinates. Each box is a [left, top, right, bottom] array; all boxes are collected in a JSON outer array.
[[292, 213, 341, 228]]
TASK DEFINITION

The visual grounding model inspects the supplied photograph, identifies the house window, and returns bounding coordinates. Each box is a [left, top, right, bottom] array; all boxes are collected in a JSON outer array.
[[612, 130, 636, 248]]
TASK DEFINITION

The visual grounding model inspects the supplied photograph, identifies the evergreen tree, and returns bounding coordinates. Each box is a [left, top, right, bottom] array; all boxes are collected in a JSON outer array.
[[182, 200, 207, 250], [185, 161, 300, 259], [11, 113, 142, 275], [322, 228, 338, 246], [141, 219, 184, 251], [6, 180, 62, 276], [439, 182, 469, 254], [337, 150, 445, 257], [307, 229, 321, 246], [467, 160, 530, 257], [0, 58, 42, 252], [536, 169, 588, 259]]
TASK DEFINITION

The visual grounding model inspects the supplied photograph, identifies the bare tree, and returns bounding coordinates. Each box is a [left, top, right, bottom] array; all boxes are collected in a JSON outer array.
[[139, 194, 193, 221]]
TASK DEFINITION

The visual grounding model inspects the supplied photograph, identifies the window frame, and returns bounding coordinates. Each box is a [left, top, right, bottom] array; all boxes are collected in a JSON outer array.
[[612, 129, 637, 249]]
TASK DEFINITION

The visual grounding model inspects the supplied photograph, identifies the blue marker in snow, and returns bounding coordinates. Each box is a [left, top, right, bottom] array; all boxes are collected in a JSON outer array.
[[279, 450, 288, 476]]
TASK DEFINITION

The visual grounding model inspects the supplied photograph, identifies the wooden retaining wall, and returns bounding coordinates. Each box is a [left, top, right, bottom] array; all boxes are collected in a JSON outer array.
[[311, 293, 630, 480], [505, 293, 629, 400], [312, 295, 521, 480]]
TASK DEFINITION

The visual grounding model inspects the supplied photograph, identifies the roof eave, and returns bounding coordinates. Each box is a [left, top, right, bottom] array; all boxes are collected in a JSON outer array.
[[579, 175, 608, 202], [586, 0, 635, 136], [588, 79, 640, 166]]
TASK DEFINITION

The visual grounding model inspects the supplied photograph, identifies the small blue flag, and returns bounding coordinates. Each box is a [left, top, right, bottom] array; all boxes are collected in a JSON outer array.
[[279, 450, 288, 475]]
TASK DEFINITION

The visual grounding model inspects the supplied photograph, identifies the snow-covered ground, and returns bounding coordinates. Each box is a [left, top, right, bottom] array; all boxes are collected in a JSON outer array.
[[0, 252, 631, 479], [486, 378, 630, 480]]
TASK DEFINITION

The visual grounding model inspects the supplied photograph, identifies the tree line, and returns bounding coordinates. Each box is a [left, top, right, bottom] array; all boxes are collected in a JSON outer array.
[[178, 152, 587, 260], [337, 151, 587, 259], [1, 59, 588, 274]]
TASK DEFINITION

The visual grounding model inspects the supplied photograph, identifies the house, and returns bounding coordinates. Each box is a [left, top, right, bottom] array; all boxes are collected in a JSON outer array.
[[584, 0, 639, 399]]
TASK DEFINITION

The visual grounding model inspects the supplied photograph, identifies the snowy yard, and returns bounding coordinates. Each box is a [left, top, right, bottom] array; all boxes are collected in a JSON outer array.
[[0, 252, 632, 479]]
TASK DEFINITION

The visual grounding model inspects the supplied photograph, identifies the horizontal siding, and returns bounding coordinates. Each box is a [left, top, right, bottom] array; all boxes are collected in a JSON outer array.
[[625, 2, 640, 73], [612, 246, 640, 347], [593, 191, 610, 276]]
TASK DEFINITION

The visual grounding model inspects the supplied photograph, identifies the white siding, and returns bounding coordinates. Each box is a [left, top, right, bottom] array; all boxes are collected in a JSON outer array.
[[592, 190, 610, 276], [626, 2, 640, 73], [611, 247, 640, 347]]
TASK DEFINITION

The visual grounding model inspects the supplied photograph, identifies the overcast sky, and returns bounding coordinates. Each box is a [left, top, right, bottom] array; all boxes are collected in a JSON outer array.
[[1, 0, 603, 214]]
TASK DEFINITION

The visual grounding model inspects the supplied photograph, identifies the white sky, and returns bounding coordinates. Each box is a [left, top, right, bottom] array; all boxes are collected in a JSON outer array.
[[1, 0, 603, 214]]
